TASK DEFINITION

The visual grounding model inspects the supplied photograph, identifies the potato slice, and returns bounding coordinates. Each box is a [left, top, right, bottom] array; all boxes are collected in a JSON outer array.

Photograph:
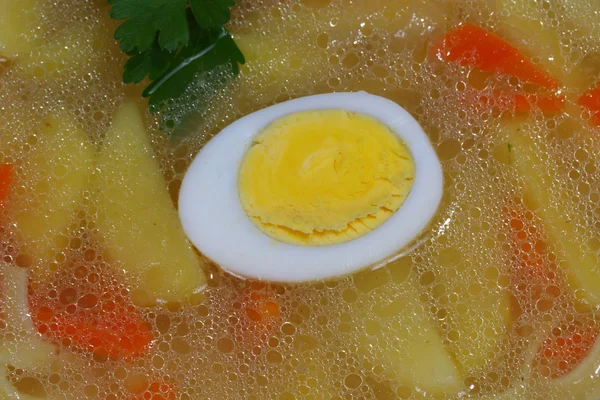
[[427, 183, 512, 373], [16, 18, 122, 86], [12, 114, 94, 280], [94, 103, 206, 304], [231, 0, 445, 106], [558, 0, 600, 44], [495, 0, 592, 92], [0, 373, 41, 400], [503, 126, 600, 305], [19, 27, 98, 74], [434, 243, 512, 373], [496, 1, 568, 80], [0, 0, 40, 58], [0, 264, 56, 369], [352, 261, 464, 395]]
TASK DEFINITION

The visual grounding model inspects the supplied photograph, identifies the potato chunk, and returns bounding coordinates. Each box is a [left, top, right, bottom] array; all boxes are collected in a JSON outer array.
[[13, 114, 94, 280], [0, 0, 39, 57], [434, 244, 512, 373], [351, 261, 464, 395], [94, 103, 206, 304], [0, 264, 56, 369]]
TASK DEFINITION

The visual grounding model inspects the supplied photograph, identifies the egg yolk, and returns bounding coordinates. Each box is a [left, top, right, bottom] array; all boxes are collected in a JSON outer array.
[[238, 110, 415, 246]]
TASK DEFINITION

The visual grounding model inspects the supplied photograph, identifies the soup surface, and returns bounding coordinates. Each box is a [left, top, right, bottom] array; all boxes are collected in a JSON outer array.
[[1, 0, 600, 399]]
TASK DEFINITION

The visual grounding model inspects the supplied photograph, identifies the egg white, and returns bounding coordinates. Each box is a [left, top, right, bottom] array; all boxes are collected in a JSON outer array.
[[179, 92, 443, 282]]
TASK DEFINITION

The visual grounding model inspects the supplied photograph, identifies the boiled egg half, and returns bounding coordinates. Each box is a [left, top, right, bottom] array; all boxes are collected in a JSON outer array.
[[179, 92, 442, 282]]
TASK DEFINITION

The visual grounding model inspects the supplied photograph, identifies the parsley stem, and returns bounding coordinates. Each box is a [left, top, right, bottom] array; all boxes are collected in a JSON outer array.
[[144, 28, 228, 97]]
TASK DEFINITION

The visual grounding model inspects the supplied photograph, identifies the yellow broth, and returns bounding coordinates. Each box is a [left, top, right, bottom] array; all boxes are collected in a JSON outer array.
[[0, 0, 600, 399]]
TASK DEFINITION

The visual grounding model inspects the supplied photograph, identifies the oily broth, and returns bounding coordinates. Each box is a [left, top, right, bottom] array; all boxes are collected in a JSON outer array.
[[0, 0, 600, 399]]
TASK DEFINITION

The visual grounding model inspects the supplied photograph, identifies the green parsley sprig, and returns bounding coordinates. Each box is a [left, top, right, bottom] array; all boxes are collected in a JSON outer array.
[[108, 0, 245, 114]]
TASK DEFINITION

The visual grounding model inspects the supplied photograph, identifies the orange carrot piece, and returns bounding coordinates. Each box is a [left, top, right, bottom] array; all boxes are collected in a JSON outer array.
[[535, 325, 599, 379], [0, 164, 13, 201], [431, 24, 560, 90], [478, 92, 565, 114], [503, 201, 599, 378], [30, 274, 153, 360], [503, 201, 551, 319], [513, 93, 566, 113], [227, 282, 282, 344], [577, 84, 600, 125], [244, 283, 280, 322], [504, 201, 549, 281]]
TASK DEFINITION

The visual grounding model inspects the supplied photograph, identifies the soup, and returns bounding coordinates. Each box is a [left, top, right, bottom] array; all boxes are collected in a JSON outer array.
[[1, 0, 600, 399]]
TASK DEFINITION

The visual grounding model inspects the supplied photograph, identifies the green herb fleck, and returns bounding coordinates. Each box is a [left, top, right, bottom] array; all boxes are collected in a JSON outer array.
[[507, 143, 512, 152], [109, 0, 245, 119]]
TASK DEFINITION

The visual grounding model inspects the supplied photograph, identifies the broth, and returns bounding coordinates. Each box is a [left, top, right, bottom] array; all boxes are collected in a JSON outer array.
[[1, 0, 600, 399]]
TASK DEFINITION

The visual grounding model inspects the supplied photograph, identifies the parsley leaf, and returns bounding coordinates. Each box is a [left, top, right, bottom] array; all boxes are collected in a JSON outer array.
[[110, 0, 189, 53], [109, 0, 245, 125], [190, 0, 235, 28], [123, 47, 171, 84]]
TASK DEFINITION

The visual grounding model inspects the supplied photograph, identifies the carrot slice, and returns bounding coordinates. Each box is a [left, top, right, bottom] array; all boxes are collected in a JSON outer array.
[[503, 200, 551, 320], [477, 92, 565, 114], [534, 324, 599, 379], [0, 164, 13, 201], [504, 201, 548, 279], [29, 268, 153, 360], [431, 23, 559, 90], [503, 200, 599, 378], [513, 93, 566, 113], [577, 84, 600, 125], [244, 282, 281, 322], [225, 282, 282, 344]]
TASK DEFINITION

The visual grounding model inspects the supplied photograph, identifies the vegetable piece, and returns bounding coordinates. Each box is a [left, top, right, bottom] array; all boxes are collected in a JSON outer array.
[[431, 23, 559, 90], [189, 0, 235, 29], [0, 264, 56, 369], [110, 0, 190, 54], [239, 283, 281, 342], [434, 229, 512, 371], [493, 0, 584, 91], [512, 93, 565, 113], [232, 29, 328, 107], [502, 127, 600, 305], [577, 83, 600, 126], [0, 0, 39, 57], [503, 200, 549, 313], [18, 20, 121, 81], [0, 373, 42, 400], [534, 323, 599, 379], [0, 164, 12, 202], [468, 90, 565, 114], [142, 25, 244, 113], [11, 115, 94, 281], [448, 283, 511, 372], [504, 199, 600, 379], [351, 263, 464, 395], [94, 103, 206, 304], [215, 281, 282, 347], [558, 0, 600, 45], [546, 331, 600, 394], [244, 284, 280, 322], [328, 0, 446, 38], [108, 0, 244, 114], [29, 270, 153, 360]]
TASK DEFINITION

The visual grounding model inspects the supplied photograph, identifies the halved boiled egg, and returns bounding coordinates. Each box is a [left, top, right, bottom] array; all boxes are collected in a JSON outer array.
[[179, 92, 443, 282]]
